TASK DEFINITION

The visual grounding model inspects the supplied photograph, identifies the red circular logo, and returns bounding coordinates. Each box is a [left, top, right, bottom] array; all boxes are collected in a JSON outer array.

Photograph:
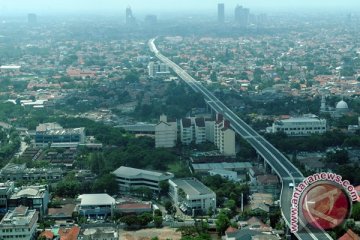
[[301, 182, 350, 230]]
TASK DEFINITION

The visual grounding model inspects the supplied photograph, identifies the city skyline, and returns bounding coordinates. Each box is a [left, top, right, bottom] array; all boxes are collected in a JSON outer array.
[[1, 0, 360, 16]]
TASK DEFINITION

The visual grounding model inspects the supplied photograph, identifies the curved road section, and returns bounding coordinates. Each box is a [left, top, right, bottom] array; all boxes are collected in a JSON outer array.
[[149, 38, 333, 240]]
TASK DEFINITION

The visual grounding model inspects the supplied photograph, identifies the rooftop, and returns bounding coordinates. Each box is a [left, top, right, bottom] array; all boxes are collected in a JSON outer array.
[[171, 178, 214, 196], [192, 162, 252, 171], [113, 166, 173, 179], [11, 185, 48, 199], [0, 65, 21, 69], [195, 118, 205, 127], [58, 226, 80, 240], [275, 116, 325, 124], [181, 118, 192, 128], [78, 193, 115, 206], [0, 206, 38, 226], [118, 123, 156, 132]]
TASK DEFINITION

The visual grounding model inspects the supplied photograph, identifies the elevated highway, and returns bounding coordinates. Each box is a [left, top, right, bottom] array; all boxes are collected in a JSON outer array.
[[149, 38, 333, 240]]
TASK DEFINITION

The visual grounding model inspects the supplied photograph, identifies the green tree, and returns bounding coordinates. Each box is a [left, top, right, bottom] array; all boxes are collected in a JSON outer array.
[[164, 201, 177, 215], [225, 199, 237, 216], [138, 212, 153, 227], [159, 180, 170, 196], [153, 215, 163, 228], [92, 174, 118, 195], [215, 212, 230, 235], [154, 209, 162, 217], [120, 215, 138, 226]]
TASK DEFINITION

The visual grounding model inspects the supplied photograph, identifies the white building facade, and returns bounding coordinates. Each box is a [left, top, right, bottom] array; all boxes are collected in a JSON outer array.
[[269, 115, 327, 136], [214, 115, 236, 156], [113, 166, 174, 193], [180, 118, 193, 144], [155, 115, 177, 148], [169, 178, 216, 215], [148, 61, 170, 77], [0, 206, 38, 240], [77, 194, 115, 218]]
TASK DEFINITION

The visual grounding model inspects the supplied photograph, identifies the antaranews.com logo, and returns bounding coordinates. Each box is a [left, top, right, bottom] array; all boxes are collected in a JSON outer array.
[[290, 172, 359, 233]]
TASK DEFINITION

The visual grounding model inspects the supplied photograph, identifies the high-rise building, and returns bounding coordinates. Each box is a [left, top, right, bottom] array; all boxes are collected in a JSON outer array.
[[28, 13, 37, 24], [148, 61, 170, 77], [218, 3, 225, 23], [155, 114, 177, 148], [145, 14, 158, 26], [125, 7, 136, 26], [234, 5, 250, 28]]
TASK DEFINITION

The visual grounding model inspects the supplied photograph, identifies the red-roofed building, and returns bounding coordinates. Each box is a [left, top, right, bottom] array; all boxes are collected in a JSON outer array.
[[40, 230, 54, 240], [339, 229, 360, 240], [225, 226, 238, 234], [58, 226, 80, 240]]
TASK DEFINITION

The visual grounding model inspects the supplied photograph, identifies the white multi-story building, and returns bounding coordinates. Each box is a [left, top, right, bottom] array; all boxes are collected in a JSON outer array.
[[77, 194, 115, 218], [194, 118, 206, 144], [8, 185, 49, 218], [180, 117, 208, 145], [269, 115, 327, 136], [205, 120, 215, 142], [35, 123, 85, 147], [155, 115, 177, 148], [180, 118, 193, 144], [179, 114, 235, 156], [169, 178, 216, 215], [214, 114, 236, 156], [113, 166, 174, 193], [148, 61, 170, 77], [0, 206, 38, 240], [219, 128, 236, 156]]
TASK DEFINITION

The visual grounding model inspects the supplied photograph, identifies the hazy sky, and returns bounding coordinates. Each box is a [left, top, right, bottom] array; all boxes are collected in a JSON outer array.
[[1, 0, 360, 15]]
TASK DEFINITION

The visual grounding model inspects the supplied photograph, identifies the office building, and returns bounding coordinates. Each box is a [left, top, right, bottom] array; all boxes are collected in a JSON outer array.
[[218, 3, 225, 23], [192, 162, 252, 173], [148, 61, 170, 77], [234, 5, 250, 28], [0, 163, 63, 182], [35, 122, 85, 147], [27, 13, 37, 24], [169, 178, 216, 215], [112, 166, 174, 193], [77, 194, 115, 218], [125, 7, 136, 26], [155, 114, 177, 148], [144, 15, 157, 25], [0, 206, 38, 240], [268, 115, 327, 136], [8, 185, 49, 218]]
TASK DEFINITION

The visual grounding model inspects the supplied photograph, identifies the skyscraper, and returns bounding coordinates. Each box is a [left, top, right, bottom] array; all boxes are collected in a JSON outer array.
[[234, 5, 249, 28], [218, 3, 225, 24], [28, 13, 37, 24], [125, 7, 136, 26]]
